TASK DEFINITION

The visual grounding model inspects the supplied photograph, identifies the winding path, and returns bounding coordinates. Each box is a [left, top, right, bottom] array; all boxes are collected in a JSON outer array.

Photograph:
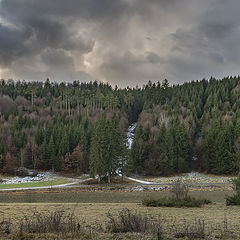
[[0, 178, 92, 191]]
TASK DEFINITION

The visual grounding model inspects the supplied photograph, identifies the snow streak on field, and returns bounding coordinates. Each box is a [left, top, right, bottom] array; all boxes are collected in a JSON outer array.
[[1, 172, 59, 184], [141, 172, 235, 184]]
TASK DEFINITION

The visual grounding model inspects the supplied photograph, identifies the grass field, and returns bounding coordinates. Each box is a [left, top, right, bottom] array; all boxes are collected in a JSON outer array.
[[0, 188, 238, 239], [0, 187, 232, 202], [0, 178, 74, 189]]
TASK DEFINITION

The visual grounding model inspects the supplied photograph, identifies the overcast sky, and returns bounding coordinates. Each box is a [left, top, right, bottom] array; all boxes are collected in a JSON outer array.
[[0, 0, 240, 87]]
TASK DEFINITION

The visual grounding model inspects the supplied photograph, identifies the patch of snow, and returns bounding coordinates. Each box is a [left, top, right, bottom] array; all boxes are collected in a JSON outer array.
[[140, 172, 235, 184], [1, 172, 58, 184], [192, 156, 198, 161], [132, 186, 167, 191], [127, 177, 153, 184], [132, 186, 144, 191], [149, 186, 167, 191], [0, 180, 80, 191]]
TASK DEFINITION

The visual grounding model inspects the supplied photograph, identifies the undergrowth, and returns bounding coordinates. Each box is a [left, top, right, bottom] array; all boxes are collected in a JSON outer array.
[[143, 179, 211, 208], [142, 196, 211, 208]]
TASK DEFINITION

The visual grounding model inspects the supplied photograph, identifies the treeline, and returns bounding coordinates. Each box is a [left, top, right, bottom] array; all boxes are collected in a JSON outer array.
[[1, 76, 240, 177], [0, 79, 137, 179], [0, 78, 143, 123], [130, 120, 190, 175], [130, 76, 240, 175]]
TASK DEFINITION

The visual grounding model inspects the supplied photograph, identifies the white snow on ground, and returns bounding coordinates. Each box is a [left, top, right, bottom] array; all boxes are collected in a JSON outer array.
[[1, 172, 58, 184], [132, 186, 166, 191], [127, 177, 154, 185], [0, 178, 93, 191], [139, 172, 235, 184], [0, 181, 77, 191]]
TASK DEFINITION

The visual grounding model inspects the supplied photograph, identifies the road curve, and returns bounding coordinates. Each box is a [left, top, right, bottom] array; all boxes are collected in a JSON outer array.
[[0, 176, 234, 191], [0, 178, 92, 191]]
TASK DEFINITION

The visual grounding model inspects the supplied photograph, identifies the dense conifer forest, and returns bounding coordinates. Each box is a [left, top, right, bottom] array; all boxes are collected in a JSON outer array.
[[0, 76, 240, 180]]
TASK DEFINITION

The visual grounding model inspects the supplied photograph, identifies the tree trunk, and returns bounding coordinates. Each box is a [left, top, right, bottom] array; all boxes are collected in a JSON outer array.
[[77, 102, 80, 114], [20, 149, 24, 167], [68, 99, 71, 116], [108, 172, 111, 184], [98, 175, 101, 184], [31, 144, 35, 170], [31, 92, 34, 106]]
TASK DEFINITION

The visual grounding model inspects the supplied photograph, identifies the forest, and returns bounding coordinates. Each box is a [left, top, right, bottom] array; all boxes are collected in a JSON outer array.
[[0, 76, 240, 180]]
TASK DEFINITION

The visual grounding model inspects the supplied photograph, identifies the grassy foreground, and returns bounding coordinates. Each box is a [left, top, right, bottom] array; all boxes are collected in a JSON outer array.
[[0, 201, 239, 239], [0, 189, 238, 239]]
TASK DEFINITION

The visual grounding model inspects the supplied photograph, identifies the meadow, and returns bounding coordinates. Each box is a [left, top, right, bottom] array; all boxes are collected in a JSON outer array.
[[0, 178, 73, 189], [0, 187, 239, 239]]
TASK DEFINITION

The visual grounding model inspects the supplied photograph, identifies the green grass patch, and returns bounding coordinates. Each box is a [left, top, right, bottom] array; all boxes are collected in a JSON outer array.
[[0, 189, 230, 204], [226, 194, 240, 205], [0, 178, 73, 189], [142, 196, 212, 208]]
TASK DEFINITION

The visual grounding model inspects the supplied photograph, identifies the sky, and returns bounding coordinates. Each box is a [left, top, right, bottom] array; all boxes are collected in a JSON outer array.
[[0, 0, 240, 87]]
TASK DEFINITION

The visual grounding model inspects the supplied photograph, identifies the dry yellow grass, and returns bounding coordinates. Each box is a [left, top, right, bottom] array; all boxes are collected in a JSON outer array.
[[0, 196, 237, 221], [0, 189, 239, 239], [0, 201, 239, 226]]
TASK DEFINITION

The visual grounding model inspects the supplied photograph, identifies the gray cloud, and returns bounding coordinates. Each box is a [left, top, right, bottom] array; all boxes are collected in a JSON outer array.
[[0, 24, 31, 67], [0, 0, 240, 85], [164, 0, 240, 83]]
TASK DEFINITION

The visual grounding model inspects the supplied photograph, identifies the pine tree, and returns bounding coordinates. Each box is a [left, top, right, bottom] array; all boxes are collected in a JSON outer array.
[[90, 115, 127, 183], [90, 118, 105, 182], [48, 135, 56, 171], [157, 123, 173, 175]]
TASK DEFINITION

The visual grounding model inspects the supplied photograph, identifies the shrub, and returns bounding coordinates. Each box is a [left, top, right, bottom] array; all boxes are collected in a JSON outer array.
[[173, 219, 206, 239], [142, 196, 211, 208], [226, 193, 240, 205], [226, 175, 240, 205], [106, 208, 163, 238], [17, 209, 83, 238], [171, 179, 189, 199], [143, 180, 211, 208]]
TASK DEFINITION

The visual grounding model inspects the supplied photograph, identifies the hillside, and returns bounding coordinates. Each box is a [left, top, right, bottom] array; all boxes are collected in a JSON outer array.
[[131, 77, 240, 175], [0, 77, 240, 178]]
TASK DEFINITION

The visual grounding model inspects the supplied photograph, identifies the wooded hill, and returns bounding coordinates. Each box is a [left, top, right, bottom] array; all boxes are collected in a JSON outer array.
[[0, 76, 240, 179]]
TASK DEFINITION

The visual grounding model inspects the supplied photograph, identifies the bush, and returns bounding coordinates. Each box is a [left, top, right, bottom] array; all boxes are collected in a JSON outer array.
[[17, 210, 84, 238], [173, 219, 206, 239], [0, 209, 91, 239], [143, 180, 211, 208], [171, 179, 189, 199], [226, 193, 240, 205], [106, 208, 163, 238], [226, 175, 240, 205], [142, 196, 211, 208]]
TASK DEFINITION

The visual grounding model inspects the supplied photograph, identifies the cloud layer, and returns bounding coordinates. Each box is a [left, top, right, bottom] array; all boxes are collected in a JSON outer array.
[[0, 0, 240, 87]]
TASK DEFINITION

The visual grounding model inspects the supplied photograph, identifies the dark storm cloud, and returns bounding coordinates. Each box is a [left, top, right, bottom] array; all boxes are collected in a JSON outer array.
[[0, 24, 31, 67], [0, 0, 240, 85], [0, 0, 131, 24], [165, 0, 240, 83], [0, 0, 96, 81]]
